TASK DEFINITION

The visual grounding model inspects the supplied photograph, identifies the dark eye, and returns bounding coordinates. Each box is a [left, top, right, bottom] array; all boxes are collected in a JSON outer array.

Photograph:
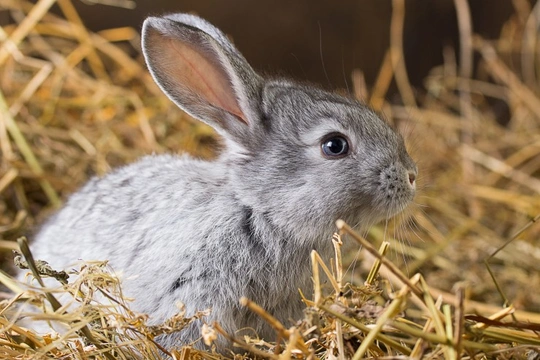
[[321, 135, 349, 158]]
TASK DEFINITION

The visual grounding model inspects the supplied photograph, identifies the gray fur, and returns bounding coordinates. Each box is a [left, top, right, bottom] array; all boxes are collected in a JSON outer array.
[[26, 14, 417, 351]]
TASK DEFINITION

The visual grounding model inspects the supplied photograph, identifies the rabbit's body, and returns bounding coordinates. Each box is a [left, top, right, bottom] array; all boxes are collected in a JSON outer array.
[[26, 14, 418, 351], [33, 151, 319, 346], [34, 155, 314, 347]]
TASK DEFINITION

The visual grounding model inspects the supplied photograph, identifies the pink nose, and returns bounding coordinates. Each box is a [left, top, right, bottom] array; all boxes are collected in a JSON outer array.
[[408, 172, 416, 186]]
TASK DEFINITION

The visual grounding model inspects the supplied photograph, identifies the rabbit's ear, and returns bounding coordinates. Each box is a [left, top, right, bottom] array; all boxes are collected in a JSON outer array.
[[142, 14, 262, 141]]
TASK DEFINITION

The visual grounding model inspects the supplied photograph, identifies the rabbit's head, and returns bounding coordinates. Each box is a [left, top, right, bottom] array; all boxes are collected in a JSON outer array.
[[142, 14, 417, 242]]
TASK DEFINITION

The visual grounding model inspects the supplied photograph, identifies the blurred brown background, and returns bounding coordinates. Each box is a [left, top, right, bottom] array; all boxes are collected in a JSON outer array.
[[56, 0, 514, 91]]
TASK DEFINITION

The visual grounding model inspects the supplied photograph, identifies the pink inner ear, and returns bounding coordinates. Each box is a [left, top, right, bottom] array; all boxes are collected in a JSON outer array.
[[161, 36, 248, 124]]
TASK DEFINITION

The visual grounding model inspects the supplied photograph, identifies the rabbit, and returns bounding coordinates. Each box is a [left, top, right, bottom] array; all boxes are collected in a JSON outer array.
[[25, 13, 418, 352]]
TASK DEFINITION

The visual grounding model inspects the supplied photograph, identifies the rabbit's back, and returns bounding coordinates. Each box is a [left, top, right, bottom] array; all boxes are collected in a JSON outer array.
[[33, 154, 211, 263], [32, 155, 227, 303]]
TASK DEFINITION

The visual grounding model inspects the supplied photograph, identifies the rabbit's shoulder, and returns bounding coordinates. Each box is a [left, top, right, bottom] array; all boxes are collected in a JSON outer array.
[[67, 154, 225, 213]]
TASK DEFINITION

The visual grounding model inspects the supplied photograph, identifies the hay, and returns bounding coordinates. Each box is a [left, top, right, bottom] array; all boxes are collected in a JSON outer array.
[[1, 0, 540, 359]]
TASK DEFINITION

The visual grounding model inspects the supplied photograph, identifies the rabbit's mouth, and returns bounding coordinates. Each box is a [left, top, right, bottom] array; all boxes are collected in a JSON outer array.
[[380, 189, 416, 220], [337, 200, 406, 231], [384, 198, 414, 220]]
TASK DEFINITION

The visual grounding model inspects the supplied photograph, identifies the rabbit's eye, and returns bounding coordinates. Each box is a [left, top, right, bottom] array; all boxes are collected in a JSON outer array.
[[321, 135, 349, 158]]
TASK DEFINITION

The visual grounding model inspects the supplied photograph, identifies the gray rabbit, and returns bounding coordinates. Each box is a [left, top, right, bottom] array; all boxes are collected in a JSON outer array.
[[27, 13, 417, 351]]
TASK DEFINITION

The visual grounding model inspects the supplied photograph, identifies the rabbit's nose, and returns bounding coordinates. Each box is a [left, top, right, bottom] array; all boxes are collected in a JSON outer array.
[[408, 171, 416, 188]]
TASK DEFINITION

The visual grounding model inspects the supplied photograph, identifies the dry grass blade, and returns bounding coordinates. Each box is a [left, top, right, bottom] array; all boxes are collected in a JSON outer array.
[[337, 220, 422, 298], [390, 0, 416, 107], [365, 241, 389, 285], [474, 35, 540, 118], [318, 303, 412, 355], [0, 90, 60, 206], [352, 280, 414, 360], [0, 0, 57, 65], [212, 322, 278, 359]]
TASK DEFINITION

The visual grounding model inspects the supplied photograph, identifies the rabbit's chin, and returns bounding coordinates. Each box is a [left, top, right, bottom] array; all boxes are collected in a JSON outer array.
[[386, 201, 413, 220]]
